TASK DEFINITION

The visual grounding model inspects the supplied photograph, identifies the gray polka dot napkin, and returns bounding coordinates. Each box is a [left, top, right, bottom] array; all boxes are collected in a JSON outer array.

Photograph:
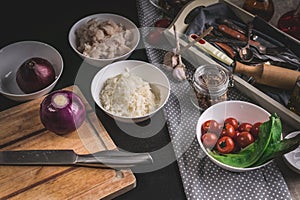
[[136, 0, 292, 199]]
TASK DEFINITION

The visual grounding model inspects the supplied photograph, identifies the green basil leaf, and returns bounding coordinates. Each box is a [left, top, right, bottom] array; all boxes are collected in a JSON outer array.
[[208, 114, 275, 168]]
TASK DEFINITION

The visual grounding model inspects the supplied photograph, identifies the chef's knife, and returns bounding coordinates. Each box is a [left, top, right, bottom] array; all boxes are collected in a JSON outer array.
[[0, 150, 153, 169]]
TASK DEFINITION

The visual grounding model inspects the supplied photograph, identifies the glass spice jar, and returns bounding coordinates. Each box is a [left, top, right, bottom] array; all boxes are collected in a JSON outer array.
[[190, 64, 230, 111], [287, 76, 300, 116]]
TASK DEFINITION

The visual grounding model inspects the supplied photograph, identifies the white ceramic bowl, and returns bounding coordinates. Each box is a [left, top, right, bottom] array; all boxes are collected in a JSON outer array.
[[91, 60, 170, 123], [196, 100, 273, 172], [283, 131, 300, 174], [68, 13, 140, 68], [0, 41, 63, 102]]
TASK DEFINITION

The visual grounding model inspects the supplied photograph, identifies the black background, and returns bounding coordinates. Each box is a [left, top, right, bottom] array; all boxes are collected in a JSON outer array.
[[0, 0, 187, 199]]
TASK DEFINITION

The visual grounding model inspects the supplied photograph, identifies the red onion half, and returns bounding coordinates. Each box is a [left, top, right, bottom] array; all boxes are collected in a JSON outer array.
[[40, 90, 86, 135], [16, 57, 55, 93]]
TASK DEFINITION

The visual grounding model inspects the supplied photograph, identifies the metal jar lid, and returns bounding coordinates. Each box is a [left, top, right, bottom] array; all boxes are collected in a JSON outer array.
[[192, 64, 229, 96]]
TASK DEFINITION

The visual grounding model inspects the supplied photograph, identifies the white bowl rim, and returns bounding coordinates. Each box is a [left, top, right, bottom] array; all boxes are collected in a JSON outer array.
[[0, 40, 64, 97], [283, 131, 300, 174], [68, 13, 140, 62], [91, 59, 170, 120], [196, 100, 273, 172]]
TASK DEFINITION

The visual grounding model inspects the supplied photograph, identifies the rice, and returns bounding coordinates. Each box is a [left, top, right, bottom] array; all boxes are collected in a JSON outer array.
[[99, 72, 160, 117]]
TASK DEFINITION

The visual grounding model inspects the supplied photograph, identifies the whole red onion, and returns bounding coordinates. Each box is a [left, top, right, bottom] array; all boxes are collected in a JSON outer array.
[[16, 57, 55, 93], [40, 90, 86, 135]]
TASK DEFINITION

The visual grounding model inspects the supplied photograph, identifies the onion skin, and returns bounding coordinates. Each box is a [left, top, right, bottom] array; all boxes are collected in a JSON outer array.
[[16, 57, 55, 93], [40, 90, 86, 135]]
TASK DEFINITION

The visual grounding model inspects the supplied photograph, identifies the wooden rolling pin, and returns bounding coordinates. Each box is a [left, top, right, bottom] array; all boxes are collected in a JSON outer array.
[[189, 34, 299, 90], [234, 62, 300, 90]]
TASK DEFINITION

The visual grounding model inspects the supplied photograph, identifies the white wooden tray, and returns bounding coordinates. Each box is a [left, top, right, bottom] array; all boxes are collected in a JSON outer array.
[[163, 0, 300, 129]]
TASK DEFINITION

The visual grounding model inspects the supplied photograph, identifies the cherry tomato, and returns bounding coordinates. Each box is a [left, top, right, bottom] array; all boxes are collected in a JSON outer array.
[[216, 136, 235, 154], [221, 123, 235, 138], [224, 117, 239, 130], [201, 119, 220, 134], [233, 130, 241, 140], [233, 142, 241, 153], [221, 129, 226, 136], [201, 132, 218, 148], [238, 122, 253, 132], [235, 131, 255, 148], [251, 122, 262, 139]]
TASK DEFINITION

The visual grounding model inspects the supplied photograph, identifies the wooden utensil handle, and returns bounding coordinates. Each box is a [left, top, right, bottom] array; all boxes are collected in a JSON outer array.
[[216, 18, 246, 34], [218, 24, 248, 41], [215, 42, 236, 58], [234, 61, 300, 90], [218, 24, 266, 53]]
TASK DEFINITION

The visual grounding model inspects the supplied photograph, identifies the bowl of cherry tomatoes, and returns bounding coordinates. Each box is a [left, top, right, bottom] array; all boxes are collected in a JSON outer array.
[[196, 100, 273, 172]]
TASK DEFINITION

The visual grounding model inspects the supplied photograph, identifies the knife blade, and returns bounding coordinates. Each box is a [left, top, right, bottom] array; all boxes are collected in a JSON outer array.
[[0, 150, 153, 169]]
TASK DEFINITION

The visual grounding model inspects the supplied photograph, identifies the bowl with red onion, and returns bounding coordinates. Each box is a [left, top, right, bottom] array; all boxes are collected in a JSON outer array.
[[0, 41, 63, 101], [68, 13, 140, 68]]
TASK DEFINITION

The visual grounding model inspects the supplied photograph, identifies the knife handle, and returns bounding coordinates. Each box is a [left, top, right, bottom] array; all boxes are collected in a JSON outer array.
[[218, 24, 247, 41], [218, 24, 267, 54], [215, 42, 236, 59], [76, 150, 153, 169], [216, 18, 246, 35], [189, 34, 234, 66]]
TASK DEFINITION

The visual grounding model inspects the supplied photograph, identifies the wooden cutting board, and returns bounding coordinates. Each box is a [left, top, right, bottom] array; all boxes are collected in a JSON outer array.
[[0, 85, 136, 200]]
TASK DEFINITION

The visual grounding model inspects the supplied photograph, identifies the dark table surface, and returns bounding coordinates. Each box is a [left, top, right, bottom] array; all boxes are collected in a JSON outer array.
[[2, 1, 300, 200], [0, 0, 187, 199]]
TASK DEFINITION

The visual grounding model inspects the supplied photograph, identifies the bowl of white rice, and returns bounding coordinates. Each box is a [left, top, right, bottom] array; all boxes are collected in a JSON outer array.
[[91, 60, 170, 122]]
